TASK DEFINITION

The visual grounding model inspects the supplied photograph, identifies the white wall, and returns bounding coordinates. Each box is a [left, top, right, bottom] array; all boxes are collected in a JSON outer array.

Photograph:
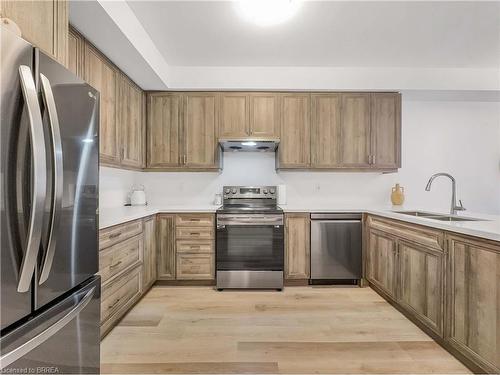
[[99, 167, 141, 209], [100, 98, 500, 214]]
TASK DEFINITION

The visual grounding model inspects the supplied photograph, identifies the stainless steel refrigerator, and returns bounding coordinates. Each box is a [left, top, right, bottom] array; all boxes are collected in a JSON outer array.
[[0, 26, 100, 373]]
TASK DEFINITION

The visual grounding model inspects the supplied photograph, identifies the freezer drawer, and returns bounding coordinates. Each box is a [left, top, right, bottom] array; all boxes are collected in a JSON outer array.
[[0, 276, 101, 374], [310, 217, 362, 280]]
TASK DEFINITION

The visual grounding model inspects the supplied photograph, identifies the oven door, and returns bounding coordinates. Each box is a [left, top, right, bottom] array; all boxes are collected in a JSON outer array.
[[216, 214, 284, 272]]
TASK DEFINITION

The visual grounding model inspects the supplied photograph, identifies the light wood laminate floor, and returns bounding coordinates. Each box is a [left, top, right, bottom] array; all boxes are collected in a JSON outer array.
[[101, 286, 470, 374]]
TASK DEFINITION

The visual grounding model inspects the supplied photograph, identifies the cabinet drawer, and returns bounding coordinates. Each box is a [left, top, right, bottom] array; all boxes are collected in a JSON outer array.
[[176, 226, 214, 240], [367, 215, 444, 252], [176, 214, 214, 227], [99, 220, 143, 250], [99, 234, 142, 284], [101, 265, 141, 326], [177, 240, 214, 254], [176, 253, 214, 280]]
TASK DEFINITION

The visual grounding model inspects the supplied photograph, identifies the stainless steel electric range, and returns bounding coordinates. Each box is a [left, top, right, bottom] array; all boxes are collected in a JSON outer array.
[[216, 186, 284, 290]]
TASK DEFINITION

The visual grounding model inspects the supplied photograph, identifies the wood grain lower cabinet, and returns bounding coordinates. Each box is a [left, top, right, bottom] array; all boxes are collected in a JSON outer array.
[[366, 228, 397, 298], [142, 216, 156, 290], [284, 213, 310, 280], [366, 215, 499, 374], [99, 234, 142, 285], [398, 240, 444, 335], [175, 213, 215, 280], [100, 266, 141, 337], [446, 234, 500, 373], [366, 216, 445, 331], [0, 0, 68, 65], [157, 214, 176, 280], [98, 219, 144, 338], [176, 253, 214, 280]]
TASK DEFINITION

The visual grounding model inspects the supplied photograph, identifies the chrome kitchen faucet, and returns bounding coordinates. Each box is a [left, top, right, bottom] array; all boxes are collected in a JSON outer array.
[[425, 173, 466, 215]]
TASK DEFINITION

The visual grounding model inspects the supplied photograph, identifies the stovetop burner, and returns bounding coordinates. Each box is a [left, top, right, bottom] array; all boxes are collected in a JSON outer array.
[[217, 185, 281, 215]]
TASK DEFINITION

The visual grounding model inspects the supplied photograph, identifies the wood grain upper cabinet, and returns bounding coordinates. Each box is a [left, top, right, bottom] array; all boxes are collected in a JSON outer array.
[[285, 213, 310, 280], [0, 0, 68, 65], [157, 214, 176, 280], [67, 27, 84, 79], [119, 75, 144, 168], [398, 240, 444, 335], [184, 93, 219, 168], [446, 235, 500, 373], [249, 93, 280, 138], [339, 93, 371, 167], [142, 216, 156, 289], [366, 228, 397, 298], [147, 93, 182, 168], [311, 93, 341, 167], [84, 44, 119, 165], [219, 93, 249, 138], [371, 93, 401, 169], [279, 94, 311, 168]]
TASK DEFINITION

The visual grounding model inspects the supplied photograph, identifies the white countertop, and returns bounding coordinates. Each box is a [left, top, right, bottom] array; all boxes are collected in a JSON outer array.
[[99, 204, 500, 243], [99, 205, 218, 229]]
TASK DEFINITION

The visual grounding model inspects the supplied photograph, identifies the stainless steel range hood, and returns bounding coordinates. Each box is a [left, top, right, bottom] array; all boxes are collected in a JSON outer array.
[[219, 139, 279, 152]]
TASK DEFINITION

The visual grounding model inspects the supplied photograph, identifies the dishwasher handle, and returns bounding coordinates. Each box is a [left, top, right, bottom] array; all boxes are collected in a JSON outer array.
[[310, 213, 362, 220], [312, 220, 361, 224]]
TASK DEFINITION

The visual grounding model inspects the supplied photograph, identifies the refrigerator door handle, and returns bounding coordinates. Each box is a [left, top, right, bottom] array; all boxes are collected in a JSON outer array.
[[17, 65, 47, 293], [38, 73, 63, 285], [0, 287, 95, 369]]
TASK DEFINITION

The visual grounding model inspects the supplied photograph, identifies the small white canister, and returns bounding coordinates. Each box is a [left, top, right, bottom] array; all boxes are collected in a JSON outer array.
[[130, 185, 147, 206]]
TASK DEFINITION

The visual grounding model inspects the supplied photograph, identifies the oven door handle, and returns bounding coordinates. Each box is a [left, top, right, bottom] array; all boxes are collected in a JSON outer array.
[[216, 216, 284, 226], [217, 222, 284, 227]]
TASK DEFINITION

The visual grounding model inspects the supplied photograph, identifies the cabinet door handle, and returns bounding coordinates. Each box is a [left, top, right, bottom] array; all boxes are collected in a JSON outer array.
[[108, 298, 121, 309], [109, 261, 122, 269]]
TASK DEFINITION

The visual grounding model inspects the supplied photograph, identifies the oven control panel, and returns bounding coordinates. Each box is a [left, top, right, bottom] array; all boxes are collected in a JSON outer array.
[[222, 186, 277, 199]]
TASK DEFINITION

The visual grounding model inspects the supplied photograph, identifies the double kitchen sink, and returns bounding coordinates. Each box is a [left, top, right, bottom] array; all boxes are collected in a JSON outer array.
[[394, 211, 486, 222]]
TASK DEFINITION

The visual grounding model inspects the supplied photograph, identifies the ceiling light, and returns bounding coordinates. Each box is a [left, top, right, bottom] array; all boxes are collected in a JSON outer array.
[[241, 141, 257, 146], [236, 0, 301, 27]]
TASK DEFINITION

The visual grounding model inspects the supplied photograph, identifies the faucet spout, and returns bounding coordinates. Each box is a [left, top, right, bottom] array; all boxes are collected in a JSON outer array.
[[425, 173, 465, 215]]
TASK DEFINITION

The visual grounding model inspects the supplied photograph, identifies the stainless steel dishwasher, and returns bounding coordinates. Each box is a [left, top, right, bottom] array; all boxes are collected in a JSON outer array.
[[310, 213, 362, 282]]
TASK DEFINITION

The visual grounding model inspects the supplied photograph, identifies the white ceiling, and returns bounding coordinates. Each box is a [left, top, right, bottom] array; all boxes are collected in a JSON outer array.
[[127, 1, 500, 68], [69, 1, 500, 91]]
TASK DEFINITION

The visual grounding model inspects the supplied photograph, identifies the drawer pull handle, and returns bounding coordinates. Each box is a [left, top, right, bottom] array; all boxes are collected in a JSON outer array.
[[189, 219, 201, 222], [109, 261, 122, 269], [190, 232, 200, 236], [190, 245, 200, 249], [108, 298, 121, 309], [109, 232, 122, 239]]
